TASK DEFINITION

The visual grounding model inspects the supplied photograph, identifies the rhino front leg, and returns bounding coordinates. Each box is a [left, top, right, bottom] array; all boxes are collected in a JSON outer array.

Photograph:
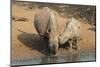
[[76, 37, 80, 51]]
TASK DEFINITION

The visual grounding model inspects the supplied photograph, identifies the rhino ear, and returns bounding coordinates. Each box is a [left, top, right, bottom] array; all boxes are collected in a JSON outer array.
[[34, 14, 41, 34]]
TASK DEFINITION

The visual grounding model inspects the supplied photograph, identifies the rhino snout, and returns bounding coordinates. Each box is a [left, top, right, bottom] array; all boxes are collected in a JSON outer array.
[[49, 41, 59, 56]]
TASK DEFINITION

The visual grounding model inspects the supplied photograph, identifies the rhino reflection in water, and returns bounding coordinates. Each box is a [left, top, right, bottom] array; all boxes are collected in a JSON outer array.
[[34, 7, 80, 56]]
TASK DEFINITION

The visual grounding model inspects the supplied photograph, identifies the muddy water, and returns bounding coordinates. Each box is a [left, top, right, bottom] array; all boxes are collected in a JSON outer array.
[[11, 50, 95, 66]]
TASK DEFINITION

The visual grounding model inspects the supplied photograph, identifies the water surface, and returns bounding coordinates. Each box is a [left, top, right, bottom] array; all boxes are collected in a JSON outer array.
[[12, 50, 95, 66]]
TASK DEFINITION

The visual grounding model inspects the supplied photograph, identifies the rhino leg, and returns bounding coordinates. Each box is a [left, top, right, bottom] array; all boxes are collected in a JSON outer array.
[[72, 37, 80, 50], [67, 39, 73, 53]]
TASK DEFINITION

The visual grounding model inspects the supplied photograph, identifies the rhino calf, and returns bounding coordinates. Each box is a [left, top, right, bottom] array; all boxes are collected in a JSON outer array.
[[59, 18, 80, 51]]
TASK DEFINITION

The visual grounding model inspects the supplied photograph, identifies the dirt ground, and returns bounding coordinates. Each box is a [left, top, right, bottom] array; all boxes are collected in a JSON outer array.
[[11, 3, 96, 60]]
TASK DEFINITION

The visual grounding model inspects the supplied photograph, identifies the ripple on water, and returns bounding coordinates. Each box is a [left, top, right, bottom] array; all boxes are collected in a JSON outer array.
[[12, 50, 95, 66]]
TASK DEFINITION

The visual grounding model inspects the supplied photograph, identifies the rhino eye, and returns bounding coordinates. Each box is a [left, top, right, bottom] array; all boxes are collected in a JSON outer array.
[[47, 29, 51, 33], [48, 29, 51, 33]]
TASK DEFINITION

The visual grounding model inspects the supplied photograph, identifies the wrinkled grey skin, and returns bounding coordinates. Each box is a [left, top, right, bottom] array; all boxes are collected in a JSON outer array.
[[34, 7, 80, 56]]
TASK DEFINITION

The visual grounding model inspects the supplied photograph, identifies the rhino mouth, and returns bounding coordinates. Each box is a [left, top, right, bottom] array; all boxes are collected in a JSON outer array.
[[48, 44, 58, 56], [49, 50, 57, 56]]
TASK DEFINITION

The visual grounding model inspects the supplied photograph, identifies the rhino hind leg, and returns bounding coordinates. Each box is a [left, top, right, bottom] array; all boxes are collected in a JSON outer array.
[[67, 39, 73, 53], [72, 37, 80, 50]]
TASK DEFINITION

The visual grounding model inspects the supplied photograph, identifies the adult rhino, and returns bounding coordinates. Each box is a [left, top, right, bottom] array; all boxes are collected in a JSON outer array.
[[34, 7, 58, 55]]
